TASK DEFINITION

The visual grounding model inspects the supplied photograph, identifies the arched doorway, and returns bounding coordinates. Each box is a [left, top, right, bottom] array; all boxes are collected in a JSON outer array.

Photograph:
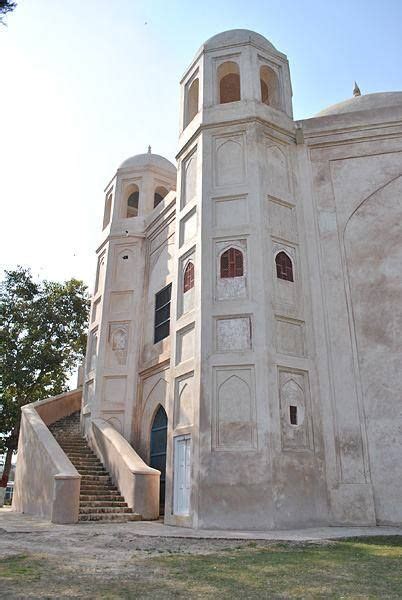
[[150, 405, 167, 514]]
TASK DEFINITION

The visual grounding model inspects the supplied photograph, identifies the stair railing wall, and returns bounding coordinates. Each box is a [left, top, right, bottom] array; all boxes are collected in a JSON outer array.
[[12, 390, 82, 524], [89, 419, 160, 520]]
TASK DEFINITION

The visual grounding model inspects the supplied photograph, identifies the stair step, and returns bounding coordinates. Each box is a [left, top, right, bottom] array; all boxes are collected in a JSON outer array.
[[79, 506, 133, 514], [80, 494, 125, 502], [79, 513, 141, 522], [77, 467, 107, 472], [65, 454, 97, 459], [80, 475, 110, 482], [70, 462, 104, 468], [67, 453, 99, 457], [71, 464, 104, 469], [80, 486, 118, 493], [48, 411, 143, 524], [67, 455, 100, 459], [58, 440, 89, 444], [80, 500, 128, 507], [75, 466, 107, 471]]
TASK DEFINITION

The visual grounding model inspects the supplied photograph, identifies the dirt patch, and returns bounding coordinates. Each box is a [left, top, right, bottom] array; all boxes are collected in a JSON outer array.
[[1, 530, 402, 598]]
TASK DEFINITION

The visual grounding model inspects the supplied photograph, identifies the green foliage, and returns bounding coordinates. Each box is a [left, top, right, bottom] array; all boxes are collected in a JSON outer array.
[[0, 1, 16, 25], [0, 267, 89, 462]]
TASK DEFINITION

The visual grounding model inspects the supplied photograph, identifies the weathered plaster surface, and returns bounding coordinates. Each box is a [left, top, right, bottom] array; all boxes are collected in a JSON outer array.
[[15, 30, 402, 531]]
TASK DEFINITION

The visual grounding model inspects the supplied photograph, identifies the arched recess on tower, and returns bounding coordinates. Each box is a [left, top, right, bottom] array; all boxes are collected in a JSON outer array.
[[149, 405, 168, 514]]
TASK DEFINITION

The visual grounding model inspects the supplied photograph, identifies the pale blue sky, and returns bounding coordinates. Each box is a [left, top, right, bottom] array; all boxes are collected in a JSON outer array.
[[1, 0, 401, 290]]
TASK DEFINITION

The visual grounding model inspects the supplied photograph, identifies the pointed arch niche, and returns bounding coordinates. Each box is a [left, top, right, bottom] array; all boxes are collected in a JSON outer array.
[[343, 174, 402, 523], [174, 372, 194, 427], [149, 404, 168, 513], [213, 367, 256, 450]]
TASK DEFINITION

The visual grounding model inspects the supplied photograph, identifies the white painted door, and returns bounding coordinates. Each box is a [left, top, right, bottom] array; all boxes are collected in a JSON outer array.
[[173, 435, 191, 515]]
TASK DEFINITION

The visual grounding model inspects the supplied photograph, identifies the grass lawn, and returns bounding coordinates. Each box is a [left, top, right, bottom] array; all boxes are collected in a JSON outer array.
[[0, 536, 401, 598]]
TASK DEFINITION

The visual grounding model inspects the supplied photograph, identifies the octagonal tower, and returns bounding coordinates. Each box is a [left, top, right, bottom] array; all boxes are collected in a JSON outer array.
[[163, 29, 329, 529], [82, 150, 176, 440]]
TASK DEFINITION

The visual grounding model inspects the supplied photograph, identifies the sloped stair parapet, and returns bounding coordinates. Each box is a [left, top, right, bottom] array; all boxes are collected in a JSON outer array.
[[89, 419, 160, 520], [12, 390, 82, 524], [50, 412, 140, 522]]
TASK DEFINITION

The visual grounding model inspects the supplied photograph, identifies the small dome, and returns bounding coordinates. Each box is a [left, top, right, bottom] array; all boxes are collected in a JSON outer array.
[[204, 29, 277, 53], [316, 92, 402, 117], [118, 151, 176, 173]]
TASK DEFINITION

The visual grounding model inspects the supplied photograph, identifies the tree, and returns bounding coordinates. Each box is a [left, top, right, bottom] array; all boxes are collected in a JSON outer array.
[[0, 267, 90, 489], [0, 1, 16, 25]]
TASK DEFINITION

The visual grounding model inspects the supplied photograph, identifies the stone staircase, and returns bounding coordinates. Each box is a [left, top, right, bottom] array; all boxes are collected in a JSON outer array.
[[50, 411, 141, 523]]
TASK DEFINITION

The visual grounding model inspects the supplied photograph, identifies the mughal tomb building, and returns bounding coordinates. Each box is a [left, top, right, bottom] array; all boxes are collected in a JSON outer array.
[[14, 29, 402, 528]]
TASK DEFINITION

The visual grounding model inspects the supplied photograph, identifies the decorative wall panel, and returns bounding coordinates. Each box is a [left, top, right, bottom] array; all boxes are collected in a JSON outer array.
[[266, 143, 291, 199], [174, 372, 194, 427], [176, 323, 195, 365], [182, 150, 197, 207], [278, 368, 313, 452], [275, 316, 305, 357], [216, 317, 251, 352], [215, 135, 245, 187], [179, 207, 197, 247], [213, 366, 257, 451], [214, 196, 248, 229], [102, 376, 126, 409], [107, 322, 129, 367]]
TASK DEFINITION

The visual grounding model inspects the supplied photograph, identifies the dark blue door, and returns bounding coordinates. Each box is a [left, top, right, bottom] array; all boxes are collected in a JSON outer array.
[[150, 406, 167, 514]]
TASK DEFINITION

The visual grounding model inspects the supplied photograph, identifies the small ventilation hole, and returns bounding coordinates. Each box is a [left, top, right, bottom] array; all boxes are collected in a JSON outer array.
[[289, 405, 298, 425], [122, 255, 129, 260]]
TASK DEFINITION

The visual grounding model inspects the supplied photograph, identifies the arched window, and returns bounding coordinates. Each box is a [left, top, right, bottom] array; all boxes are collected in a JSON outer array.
[[220, 247, 243, 278], [260, 65, 280, 109], [154, 186, 168, 208], [183, 262, 194, 292], [217, 61, 240, 104], [275, 251, 294, 282], [126, 184, 139, 218], [186, 78, 199, 126], [102, 193, 112, 229]]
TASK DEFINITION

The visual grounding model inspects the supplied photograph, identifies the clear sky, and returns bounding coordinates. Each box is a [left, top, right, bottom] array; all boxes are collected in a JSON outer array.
[[1, 0, 401, 291]]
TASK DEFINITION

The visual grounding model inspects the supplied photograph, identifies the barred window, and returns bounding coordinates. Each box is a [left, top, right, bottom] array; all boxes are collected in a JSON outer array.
[[289, 405, 298, 425], [220, 248, 243, 278], [183, 262, 194, 292], [154, 284, 172, 343], [275, 251, 293, 282]]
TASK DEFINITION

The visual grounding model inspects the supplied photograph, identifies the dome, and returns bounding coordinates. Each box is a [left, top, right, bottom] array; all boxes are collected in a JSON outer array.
[[204, 29, 277, 53], [118, 150, 176, 173], [316, 92, 402, 117]]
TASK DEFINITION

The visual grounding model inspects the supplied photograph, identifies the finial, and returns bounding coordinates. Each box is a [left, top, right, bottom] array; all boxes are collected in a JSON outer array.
[[147, 145, 152, 154], [353, 81, 361, 97]]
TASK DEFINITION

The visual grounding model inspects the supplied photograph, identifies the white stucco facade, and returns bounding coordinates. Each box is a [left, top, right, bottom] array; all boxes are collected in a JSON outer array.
[[82, 29, 402, 529]]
